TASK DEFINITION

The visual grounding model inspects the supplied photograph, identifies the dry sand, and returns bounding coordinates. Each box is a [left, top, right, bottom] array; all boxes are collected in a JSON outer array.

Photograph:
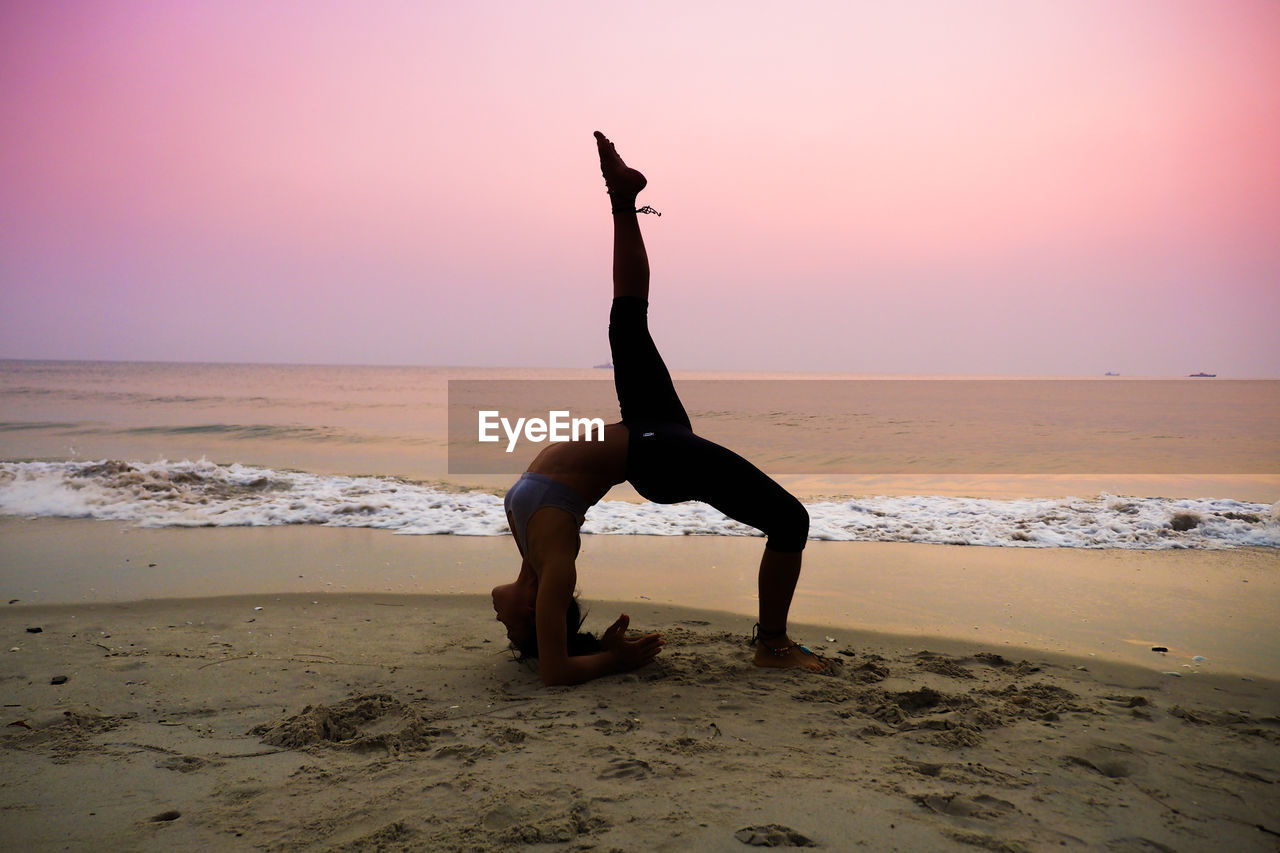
[[3, 591, 1279, 852]]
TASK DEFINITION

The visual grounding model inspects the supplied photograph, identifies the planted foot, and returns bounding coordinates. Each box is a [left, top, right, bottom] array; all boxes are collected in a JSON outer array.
[[594, 131, 647, 202], [753, 634, 829, 673]]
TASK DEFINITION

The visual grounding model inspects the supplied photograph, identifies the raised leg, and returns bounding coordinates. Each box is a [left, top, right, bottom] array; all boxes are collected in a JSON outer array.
[[595, 131, 649, 302], [599, 132, 690, 428], [596, 131, 822, 673]]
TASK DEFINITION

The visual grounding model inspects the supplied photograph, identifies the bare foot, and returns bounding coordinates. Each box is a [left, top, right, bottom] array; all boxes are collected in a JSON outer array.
[[594, 131, 647, 199], [753, 635, 829, 672]]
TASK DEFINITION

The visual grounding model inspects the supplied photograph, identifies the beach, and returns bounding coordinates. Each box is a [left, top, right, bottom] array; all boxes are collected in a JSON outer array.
[[3, 522, 1279, 852], [6, 0, 1280, 847], [2, 361, 1278, 849]]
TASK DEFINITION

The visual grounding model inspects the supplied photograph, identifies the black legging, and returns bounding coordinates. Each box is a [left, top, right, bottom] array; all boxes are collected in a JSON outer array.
[[609, 297, 809, 552]]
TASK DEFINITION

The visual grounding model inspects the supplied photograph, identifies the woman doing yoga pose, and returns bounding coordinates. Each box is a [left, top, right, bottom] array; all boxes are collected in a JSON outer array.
[[491, 132, 826, 685]]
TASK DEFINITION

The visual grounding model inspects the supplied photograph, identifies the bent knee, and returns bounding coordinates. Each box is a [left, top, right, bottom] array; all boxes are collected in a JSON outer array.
[[765, 497, 809, 552]]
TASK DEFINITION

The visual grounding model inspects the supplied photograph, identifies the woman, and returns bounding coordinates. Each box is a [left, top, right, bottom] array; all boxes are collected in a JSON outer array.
[[491, 131, 825, 685]]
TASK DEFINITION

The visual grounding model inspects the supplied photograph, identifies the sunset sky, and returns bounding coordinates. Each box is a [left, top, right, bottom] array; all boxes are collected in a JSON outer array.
[[2, 1, 1277, 376]]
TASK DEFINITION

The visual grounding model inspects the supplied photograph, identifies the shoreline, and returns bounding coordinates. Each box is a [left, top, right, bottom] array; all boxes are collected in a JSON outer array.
[[3, 592, 1278, 851], [9, 590, 1276, 693], [3, 517, 1278, 678]]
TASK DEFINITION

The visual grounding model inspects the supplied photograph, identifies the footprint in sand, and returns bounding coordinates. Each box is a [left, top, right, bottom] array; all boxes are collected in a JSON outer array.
[[734, 824, 817, 847], [596, 757, 651, 780], [913, 792, 1017, 819], [156, 755, 222, 773]]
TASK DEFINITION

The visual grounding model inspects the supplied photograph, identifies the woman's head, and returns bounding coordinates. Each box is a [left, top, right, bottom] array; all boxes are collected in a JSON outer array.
[[491, 580, 536, 647], [498, 593, 601, 660]]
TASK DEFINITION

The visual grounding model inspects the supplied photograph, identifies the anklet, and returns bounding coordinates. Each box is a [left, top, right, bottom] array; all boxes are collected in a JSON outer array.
[[609, 194, 662, 216], [751, 623, 816, 658], [612, 204, 661, 216], [750, 623, 787, 645]]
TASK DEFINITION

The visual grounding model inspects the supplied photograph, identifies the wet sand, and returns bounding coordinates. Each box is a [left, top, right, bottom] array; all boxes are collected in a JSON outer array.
[[4, 517, 1277, 676]]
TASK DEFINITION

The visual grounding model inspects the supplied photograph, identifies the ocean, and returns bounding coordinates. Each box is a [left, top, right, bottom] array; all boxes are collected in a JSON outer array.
[[1, 360, 1277, 551]]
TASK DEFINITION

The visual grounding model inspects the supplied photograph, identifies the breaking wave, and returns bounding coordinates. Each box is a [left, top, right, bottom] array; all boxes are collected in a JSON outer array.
[[1, 459, 1276, 550]]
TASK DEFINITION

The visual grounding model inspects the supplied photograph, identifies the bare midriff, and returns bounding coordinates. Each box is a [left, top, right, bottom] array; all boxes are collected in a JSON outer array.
[[525, 421, 630, 507]]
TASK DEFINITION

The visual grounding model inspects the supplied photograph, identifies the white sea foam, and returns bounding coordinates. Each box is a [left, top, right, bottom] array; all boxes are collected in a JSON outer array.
[[1, 460, 1276, 550]]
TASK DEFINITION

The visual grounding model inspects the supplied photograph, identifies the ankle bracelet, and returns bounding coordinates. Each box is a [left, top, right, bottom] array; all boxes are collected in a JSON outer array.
[[612, 204, 662, 216], [751, 623, 787, 644], [609, 194, 661, 216]]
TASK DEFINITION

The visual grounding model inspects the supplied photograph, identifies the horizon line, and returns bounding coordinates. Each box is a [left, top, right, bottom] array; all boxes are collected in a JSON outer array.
[[0, 357, 1272, 380]]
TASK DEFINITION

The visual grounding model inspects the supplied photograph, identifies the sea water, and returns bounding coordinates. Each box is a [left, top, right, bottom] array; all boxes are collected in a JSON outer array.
[[1, 360, 1277, 551]]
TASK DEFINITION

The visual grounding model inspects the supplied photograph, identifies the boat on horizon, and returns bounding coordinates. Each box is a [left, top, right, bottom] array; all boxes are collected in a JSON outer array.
[[1188, 372, 1217, 378], [1104, 371, 1120, 376]]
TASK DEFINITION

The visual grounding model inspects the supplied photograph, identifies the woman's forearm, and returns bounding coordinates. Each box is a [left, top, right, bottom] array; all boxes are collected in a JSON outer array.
[[540, 650, 621, 686]]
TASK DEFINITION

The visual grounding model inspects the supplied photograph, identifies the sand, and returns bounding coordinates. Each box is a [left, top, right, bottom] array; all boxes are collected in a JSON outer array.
[[3, 589, 1279, 852], [4, 517, 1279, 677]]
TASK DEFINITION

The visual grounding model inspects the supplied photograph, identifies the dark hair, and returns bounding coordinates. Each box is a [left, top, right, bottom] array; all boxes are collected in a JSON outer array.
[[512, 595, 601, 660]]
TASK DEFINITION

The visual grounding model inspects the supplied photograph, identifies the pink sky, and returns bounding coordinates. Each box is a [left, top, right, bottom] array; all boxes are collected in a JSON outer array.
[[2, 0, 1278, 375]]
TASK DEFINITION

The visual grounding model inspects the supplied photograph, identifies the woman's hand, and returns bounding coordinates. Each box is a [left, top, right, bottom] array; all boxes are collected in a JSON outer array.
[[602, 614, 664, 672]]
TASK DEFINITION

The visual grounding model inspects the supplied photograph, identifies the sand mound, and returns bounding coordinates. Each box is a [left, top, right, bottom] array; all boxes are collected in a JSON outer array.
[[3, 709, 137, 763], [251, 693, 439, 755]]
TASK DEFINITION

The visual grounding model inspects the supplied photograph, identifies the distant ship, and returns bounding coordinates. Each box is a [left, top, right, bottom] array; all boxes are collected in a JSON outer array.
[[1104, 371, 1120, 376], [593, 362, 613, 369], [1188, 372, 1216, 378]]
